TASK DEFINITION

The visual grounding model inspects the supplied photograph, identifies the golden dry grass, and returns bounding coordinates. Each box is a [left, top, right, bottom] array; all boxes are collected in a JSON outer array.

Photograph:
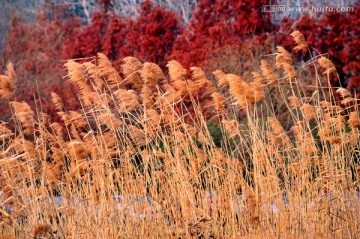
[[0, 32, 359, 238]]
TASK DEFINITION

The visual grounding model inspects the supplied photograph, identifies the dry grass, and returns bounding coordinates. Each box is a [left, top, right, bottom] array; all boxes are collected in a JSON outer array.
[[0, 32, 359, 238]]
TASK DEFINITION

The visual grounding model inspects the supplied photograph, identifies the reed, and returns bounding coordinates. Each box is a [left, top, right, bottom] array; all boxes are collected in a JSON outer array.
[[0, 31, 359, 238]]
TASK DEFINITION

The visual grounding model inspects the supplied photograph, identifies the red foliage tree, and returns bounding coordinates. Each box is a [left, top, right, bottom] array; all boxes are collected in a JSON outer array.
[[62, 0, 181, 68], [0, 5, 80, 121], [117, 0, 181, 67], [170, 0, 275, 69]]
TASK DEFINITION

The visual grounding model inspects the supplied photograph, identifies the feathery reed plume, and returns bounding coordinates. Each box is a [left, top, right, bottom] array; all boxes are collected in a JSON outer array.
[[341, 97, 355, 106], [252, 72, 266, 85], [211, 92, 227, 112], [83, 61, 105, 89], [69, 111, 87, 129], [160, 83, 181, 103], [182, 123, 199, 137], [275, 46, 296, 80], [320, 100, 333, 111], [67, 141, 89, 161], [222, 119, 239, 139], [50, 122, 64, 144], [167, 60, 187, 82], [69, 124, 81, 141], [318, 116, 345, 144], [97, 113, 123, 131], [74, 81, 94, 106], [91, 92, 111, 108], [301, 103, 316, 121], [227, 74, 249, 107], [329, 116, 345, 131], [97, 53, 122, 88], [10, 101, 35, 135], [348, 112, 360, 129], [141, 85, 156, 108], [282, 62, 297, 80], [51, 92, 64, 111], [267, 116, 285, 136], [249, 81, 266, 101], [267, 131, 283, 147], [8, 138, 36, 158], [83, 62, 98, 79], [185, 79, 198, 95], [275, 46, 292, 68], [140, 62, 165, 87], [57, 111, 70, 127], [121, 57, 143, 89], [318, 57, 336, 75], [143, 108, 161, 130], [127, 125, 146, 146], [33, 224, 53, 239], [0, 63, 16, 99], [290, 31, 308, 52], [213, 69, 228, 89], [260, 60, 277, 84], [336, 87, 350, 98], [167, 61, 188, 95], [113, 89, 140, 112], [65, 60, 86, 84], [39, 112, 50, 125], [288, 96, 301, 109], [0, 124, 13, 142], [227, 73, 265, 108], [244, 190, 259, 223], [190, 66, 207, 88], [121, 56, 143, 76], [190, 66, 216, 93], [267, 116, 292, 147]]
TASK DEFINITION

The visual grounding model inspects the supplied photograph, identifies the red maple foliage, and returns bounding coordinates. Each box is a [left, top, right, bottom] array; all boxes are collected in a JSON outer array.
[[0, 4, 80, 121], [170, 0, 275, 69], [62, 0, 181, 68]]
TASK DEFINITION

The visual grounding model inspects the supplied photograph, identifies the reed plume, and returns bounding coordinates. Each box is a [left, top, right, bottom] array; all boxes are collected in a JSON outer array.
[[97, 53, 122, 88], [113, 89, 141, 112], [275, 46, 296, 80], [348, 111, 360, 129], [140, 62, 165, 87], [33, 224, 54, 239], [211, 92, 227, 112], [318, 56, 336, 75], [50, 92, 64, 111], [121, 56, 143, 89], [213, 69, 228, 89], [9, 101, 35, 135], [301, 103, 316, 121], [290, 30, 308, 52], [65, 60, 86, 84], [0, 63, 16, 99], [251, 71, 266, 85], [97, 113, 123, 131], [260, 60, 277, 84], [336, 87, 350, 98]]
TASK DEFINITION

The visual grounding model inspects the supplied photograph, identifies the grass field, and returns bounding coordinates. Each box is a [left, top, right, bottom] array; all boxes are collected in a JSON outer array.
[[0, 31, 359, 238]]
